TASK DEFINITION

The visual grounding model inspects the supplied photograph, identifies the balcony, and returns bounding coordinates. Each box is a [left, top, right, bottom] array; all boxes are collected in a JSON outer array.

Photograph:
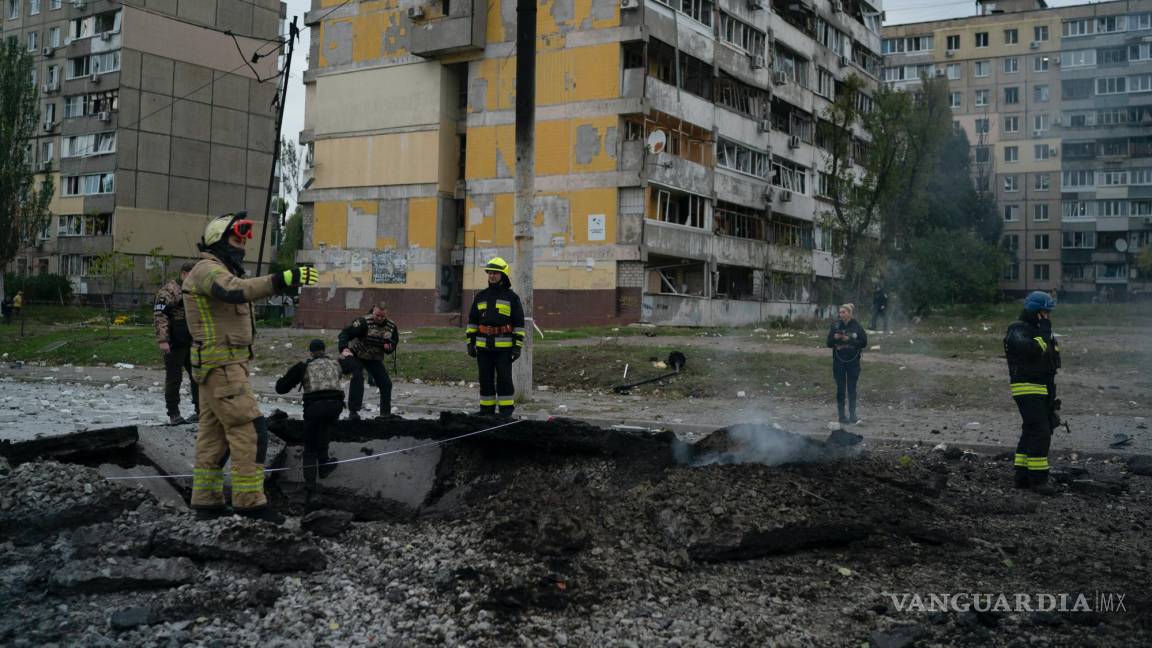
[[409, 0, 486, 58], [646, 77, 715, 131], [648, 153, 712, 198]]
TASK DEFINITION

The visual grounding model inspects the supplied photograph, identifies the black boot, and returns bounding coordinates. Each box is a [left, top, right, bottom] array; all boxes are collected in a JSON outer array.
[[237, 507, 286, 525], [1013, 467, 1031, 489], [499, 405, 515, 419], [193, 506, 231, 521], [1029, 472, 1059, 496], [477, 404, 497, 417], [848, 398, 859, 424], [837, 403, 848, 425]]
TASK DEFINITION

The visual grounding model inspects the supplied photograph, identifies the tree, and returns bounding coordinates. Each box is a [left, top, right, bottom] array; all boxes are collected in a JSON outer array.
[[271, 204, 304, 275], [88, 250, 134, 335], [0, 39, 54, 300], [890, 230, 1005, 316], [279, 138, 302, 202]]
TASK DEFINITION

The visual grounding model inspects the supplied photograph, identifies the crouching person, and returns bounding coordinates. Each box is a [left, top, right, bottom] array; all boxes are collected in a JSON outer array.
[[276, 339, 344, 498]]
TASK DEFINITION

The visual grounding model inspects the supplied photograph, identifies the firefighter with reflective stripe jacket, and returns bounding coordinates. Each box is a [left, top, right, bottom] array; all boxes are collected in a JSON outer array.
[[1003, 291, 1062, 495], [466, 257, 525, 417], [182, 211, 319, 522], [276, 339, 344, 500], [338, 303, 399, 420]]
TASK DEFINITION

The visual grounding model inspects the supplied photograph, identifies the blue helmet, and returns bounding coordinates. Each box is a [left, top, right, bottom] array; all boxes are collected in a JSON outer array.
[[1024, 290, 1055, 313]]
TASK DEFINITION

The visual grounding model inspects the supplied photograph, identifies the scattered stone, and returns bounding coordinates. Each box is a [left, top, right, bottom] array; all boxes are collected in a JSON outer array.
[[869, 624, 926, 648], [49, 557, 197, 593], [1070, 479, 1127, 496], [1126, 455, 1152, 477], [110, 606, 158, 630], [301, 509, 355, 537], [151, 518, 326, 572], [964, 422, 981, 430]]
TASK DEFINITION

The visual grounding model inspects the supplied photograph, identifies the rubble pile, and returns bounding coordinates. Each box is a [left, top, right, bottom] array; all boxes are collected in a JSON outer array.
[[1, 421, 1150, 646]]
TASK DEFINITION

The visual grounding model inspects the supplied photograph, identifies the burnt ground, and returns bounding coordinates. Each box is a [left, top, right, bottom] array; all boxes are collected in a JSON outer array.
[[2, 418, 1150, 647]]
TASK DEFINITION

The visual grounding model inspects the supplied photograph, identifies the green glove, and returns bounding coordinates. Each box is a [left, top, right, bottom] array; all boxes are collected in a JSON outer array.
[[282, 266, 319, 287]]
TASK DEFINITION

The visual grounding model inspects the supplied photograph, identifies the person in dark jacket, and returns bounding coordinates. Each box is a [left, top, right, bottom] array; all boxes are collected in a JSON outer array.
[[338, 303, 399, 420], [1003, 291, 1061, 495], [827, 303, 868, 425], [154, 261, 199, 425], [465, 257, 526, 417], [276, 339, 345, 497], [870, 284, 891, 334]]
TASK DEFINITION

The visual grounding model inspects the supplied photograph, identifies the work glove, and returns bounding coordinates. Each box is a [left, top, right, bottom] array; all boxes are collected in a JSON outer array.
[[382, 342, 394, 355], [510, 348, 521, 362], [282, 266, 319, 287], [1037, 317, 1052, 339], [467, 342, 477, 358]]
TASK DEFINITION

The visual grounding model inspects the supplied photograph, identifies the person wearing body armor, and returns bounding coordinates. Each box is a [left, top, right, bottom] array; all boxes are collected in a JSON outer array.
[[154, 261, 200, 425], [827, 303, 868, 425], [1003, 291, 1061, 495], [276, 339, 345, 498], [465, 257, 526, 417], [338, 303, 399, 420], [183, 211, 319, 522]]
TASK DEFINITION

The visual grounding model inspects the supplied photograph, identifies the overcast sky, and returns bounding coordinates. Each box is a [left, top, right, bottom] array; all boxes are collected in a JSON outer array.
[[277, 0, 1098, 165]]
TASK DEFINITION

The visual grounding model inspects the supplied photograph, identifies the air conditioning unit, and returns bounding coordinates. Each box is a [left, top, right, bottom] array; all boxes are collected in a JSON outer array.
[[39, 160, 52, 171], [1029, 41, 1039, 49], [407, 5, 424, 19], [780, 190, 793, 202], [762, 188, 775, 201], [751, 54, 765, 69], [90, 72, 100, 83], [98, 111, 111, 122], [41, 83, 52, 93], [758, 118, 772, 133], [99, 31, 112, 41], [945, 49, 955, 57], [832, 0, 843, 13], [772, 71, 788, 85], [839, 55, 849, 67], [788, 135, 800, 149], [621, 0, 639, 8], [749, 0, 765, 9], [1033, 129, 1043, 137], [42, 122, 55, 132], [42, 47, 54, 57]]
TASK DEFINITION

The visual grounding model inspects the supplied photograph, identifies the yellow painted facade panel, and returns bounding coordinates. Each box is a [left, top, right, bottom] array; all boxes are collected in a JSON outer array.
[[408, 197, 439, 249], [313, 202, 349, 248], [487, 0, 619, 44], [567, 187, 616, 245], [313, 132, 441, 188], [467, 116, 617, 179], [466, 193, 515, 246], [477, 44, 620, 112]]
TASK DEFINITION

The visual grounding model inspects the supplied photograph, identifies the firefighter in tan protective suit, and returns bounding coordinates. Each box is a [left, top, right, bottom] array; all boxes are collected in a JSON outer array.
[[183, 212, 319, 522]]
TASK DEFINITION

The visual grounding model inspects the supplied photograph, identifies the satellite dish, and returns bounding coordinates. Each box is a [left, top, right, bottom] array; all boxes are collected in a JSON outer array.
[[646, 130, 667, 155], [1115, 238, 1129, 253]]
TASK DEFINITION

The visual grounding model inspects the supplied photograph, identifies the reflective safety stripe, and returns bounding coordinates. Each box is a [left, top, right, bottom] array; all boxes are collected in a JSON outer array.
[[465, 326, 478, 335], [477, 302, 488, 311], [1033, 336, 1048, 353], [192, 468, 225, 492], [475, 339, 489, 348], [479, 398, 497, 406], [1014, 453, 1028, 468], [496, 300, 511, 316], [231, 471, 264, 493], [493, 336, 514, 348], [498, 399, 514, 406], [1010, 382, 1049, 397], [1026, 456, 1050, 471], [513, 327, 526, 337]]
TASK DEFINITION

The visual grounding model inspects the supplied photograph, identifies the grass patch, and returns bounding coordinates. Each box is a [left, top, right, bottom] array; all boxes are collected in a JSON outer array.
[[0, 326, 160, 367]]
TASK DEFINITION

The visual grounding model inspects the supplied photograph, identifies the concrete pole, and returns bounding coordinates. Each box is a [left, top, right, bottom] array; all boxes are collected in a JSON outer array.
[[512, 0, 536, 400], [255, 17, 298, 277]]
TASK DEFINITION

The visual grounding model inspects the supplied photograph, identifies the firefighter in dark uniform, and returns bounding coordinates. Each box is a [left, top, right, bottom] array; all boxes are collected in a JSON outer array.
[[276, 339, 345, 497], [154, 261, 199, 425], [338, 303, 399, 420], [466, 257, 525, 417], [1004, 291, 1061, 495]]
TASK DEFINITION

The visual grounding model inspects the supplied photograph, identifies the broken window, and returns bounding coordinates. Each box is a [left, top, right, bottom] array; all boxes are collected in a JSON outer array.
[[646, 40, 713, 99], [651, 187, 708, 229], [714, 72, 771, 119], [770, 158, 808, 195], [646, 256, 708, 296], [768, 215, 814, 250], [717, 139, 769, 178], [714, 202, 765, 240], [766, 271, 809, 302], [715, 265, 755, 300], [719, 12, 766, 56], [773, 44, 809, 87]]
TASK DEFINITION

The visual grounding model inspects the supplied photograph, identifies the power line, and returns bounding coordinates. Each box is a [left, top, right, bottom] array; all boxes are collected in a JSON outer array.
[[104, 0, 287, 45]]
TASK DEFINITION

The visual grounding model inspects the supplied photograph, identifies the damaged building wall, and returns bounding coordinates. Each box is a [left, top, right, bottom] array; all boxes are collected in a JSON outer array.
[[298, 0, 880, 327]]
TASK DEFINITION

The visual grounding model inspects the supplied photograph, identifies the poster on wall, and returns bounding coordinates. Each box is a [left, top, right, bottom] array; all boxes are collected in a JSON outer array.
[[372, 250, 408, 284], [588, 214, 606, 241]]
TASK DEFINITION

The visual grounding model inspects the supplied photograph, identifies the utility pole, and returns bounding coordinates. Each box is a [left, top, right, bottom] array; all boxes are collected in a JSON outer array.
[[255, 17, 298, 276], [512, 0, 536, 400]]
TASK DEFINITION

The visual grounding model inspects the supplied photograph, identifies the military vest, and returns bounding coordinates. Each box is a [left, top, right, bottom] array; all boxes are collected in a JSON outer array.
[[303, 356, 343, 393], [349, 318, 397, 360]]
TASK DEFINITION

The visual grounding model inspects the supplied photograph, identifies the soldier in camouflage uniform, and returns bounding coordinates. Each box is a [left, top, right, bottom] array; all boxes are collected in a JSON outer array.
[[338, 303, 399, 420], [154, 261, 199, 425], [276, 339, 345, 497]]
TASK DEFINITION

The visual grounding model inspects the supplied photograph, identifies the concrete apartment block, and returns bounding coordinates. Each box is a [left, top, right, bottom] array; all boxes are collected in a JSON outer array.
[[297, 0, 884, 327], [3, 0, 286, 300], [883, 0, 1152, 302]]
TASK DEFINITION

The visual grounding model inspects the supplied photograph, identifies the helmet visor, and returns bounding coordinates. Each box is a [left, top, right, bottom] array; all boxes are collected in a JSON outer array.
[[231, 219, 255, 240]]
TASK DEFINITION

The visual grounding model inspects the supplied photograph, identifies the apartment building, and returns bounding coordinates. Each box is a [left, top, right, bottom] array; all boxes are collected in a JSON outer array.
[[3, 0, 284, 298], [296, 0, 884, 327], [883, 0, 1152, 302]]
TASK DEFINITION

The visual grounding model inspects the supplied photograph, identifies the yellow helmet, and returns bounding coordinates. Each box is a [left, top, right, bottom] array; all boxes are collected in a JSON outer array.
[[201, 212, 253, 248], [484, 257, 510, 278]]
